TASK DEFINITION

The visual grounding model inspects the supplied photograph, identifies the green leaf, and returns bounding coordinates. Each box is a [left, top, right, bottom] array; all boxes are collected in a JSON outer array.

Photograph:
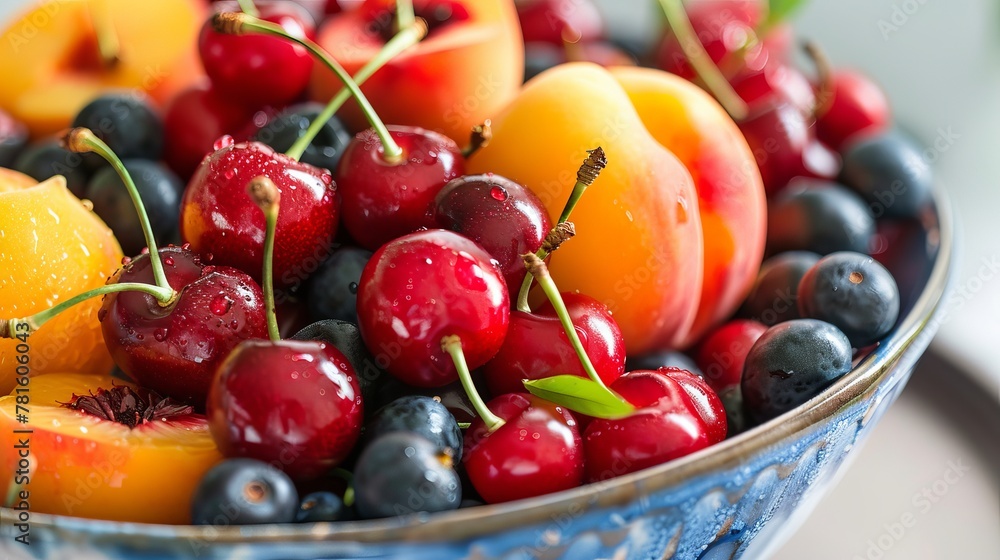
[[766, 0, 807, 27], [523, 375, 635, 419]]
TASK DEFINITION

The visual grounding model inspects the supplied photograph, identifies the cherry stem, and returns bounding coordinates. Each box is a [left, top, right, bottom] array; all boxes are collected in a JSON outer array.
[[657, 0, 748, 121], [1, 282, 175, 338], [236, 0, 259, 17], [441, 335, 504, 432], [62, 128, 173, 299], [515, 147, 606, 312], [803, 41, 834, 118], [285, 18, 428, 162], [214, 12, 404, 164], [395, 0, 415, 32], [86, 1, 120, 68], [460, 120, 492, 159], [247, 176, 282, 342], [521, 253, 610, 391], [331, 467, 355, 507]]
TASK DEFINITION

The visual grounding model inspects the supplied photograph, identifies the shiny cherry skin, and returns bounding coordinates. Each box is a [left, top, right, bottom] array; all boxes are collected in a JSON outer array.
[[738, 102, 839, 196], [336, 126, 463, 251], [356, 229, 509, 387], [516, 0, 604, 45], [99, 246, 268, 405], [163, 83, 257, 178], [695, 320, 767, 395], [583, 368, 726, 482], [432, 174, 551, 297], [199, 1, 315, 108], [180, 139, 338, 287], [730, 63, 815, 116], [463, 393, 583, 504], [207, 339, 363, 481], [481, 293, 625, 396], [816, 70, 891, 151]]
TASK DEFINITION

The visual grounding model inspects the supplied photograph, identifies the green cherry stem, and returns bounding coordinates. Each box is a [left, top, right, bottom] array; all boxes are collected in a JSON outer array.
[[515, 147, 606, 312], [1, 282, 174, 338], [62, 128, 173, 299], [441, 335, 504, 432], [247, 176, 281, 342], [213, 12, 404, 164], [803, 41, 834, 119], [285, 18, 428, 162], [331, 467, 355, 507], [522, 252, 609, 391], [236, 0, 259, 17], [657, 0, 748, 120], [395, 0, 415, 32]]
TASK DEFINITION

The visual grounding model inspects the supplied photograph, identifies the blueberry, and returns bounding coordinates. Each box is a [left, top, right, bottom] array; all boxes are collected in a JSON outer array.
[[741, 319, 853, 423], [295, 491, 354, 523], [304, 246, 372, 324], [85, 160, 183, 257], [72, 92, 164, 168], [740, 251, 821, 326], [253, 102, 352, 172], [367, 395, 463, 461], [625, 351, 701, 376], [291, 320, 390, 407], [766, 179, 875, 256], [191, 459, 299, 525], [840, 130, 933, 219], [0, 109, 28, 168], [14, 140, 92, 198], [798, 251, 900, 347], [354, 433, 461, 519]]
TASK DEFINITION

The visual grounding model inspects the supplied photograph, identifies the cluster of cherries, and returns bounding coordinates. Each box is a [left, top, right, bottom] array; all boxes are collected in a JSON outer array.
[[1, 0, 929, 525]]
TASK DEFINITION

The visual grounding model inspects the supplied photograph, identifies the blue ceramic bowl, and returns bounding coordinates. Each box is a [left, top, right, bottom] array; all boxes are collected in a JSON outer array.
[[1, 189, 954, 560]]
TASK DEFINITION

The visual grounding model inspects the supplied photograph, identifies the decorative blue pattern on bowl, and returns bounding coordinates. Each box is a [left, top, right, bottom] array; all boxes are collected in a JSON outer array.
[[1, 190, 954, 560]]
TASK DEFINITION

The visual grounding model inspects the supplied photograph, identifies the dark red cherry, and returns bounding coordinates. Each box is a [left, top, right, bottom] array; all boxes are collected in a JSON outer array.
[[482, 293, 625, 396], [163, 83, 257, 179], [730, 63, 815, 116], [463, 393, 583, 504], [516, 0, 604, 46], [356, 229, 509, 387], [816, 70, 891, 151], [583, 368, 726, 482], [695, 319, 767, 395], [656, 0, 769, 81], [432, 174, 552, 297], [336, 126, 463, 251], [207, 339, 363, 481], [738, 102, 839, 196], [99, 246, 268, 405], [199, 1, 315, 108], [180, 140, 338, 287]]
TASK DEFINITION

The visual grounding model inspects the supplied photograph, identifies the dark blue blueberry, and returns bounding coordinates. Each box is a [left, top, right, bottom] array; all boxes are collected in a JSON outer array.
[[304, 246, 372, 324], [0, 110, 28, 168], [625, 351, 701, 376], [766, 179, 875, 257], [191, 459, 299, 525], [353, 433, 461, 519], [840, 130, 933, 219], [85, 160, 183, 257], [291, 319, 390, 407], [797, 251, 900, 347], [294, 491, 354, 523], [14, 140, 92, 198], [740, 251, 821, 326], [72, 92, 163, 170], [741, 319, 853, 423], [253, 102, 352, 172], [367, 395, 463, 460]]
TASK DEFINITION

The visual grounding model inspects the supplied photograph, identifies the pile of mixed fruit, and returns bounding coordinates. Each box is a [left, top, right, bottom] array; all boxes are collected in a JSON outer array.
[[0, 0, 934, 526]]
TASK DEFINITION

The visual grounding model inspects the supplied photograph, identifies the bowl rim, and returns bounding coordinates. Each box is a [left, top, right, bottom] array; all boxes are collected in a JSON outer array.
[[1, 189, 956, 546]]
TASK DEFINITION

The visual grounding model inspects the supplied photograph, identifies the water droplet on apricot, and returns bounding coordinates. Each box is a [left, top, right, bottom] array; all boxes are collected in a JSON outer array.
[[676, 198, 689, 223]]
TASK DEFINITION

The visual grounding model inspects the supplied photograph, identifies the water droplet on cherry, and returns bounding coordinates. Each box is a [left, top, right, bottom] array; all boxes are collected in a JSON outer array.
[[213, 135, 235, 151], [210, 296, 233, 316], [489, 185, 508, 201]]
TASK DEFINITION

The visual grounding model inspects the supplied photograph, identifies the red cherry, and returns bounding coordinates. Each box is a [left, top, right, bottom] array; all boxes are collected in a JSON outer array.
[[199, 1, 315, 108], [482, 293, 625, 396], [656, 0, 769, 80], [730, 63, 816, 116], [99, 246, 268, 405], [162, 83, 256, 179], [695, 319, 767, 394], [432, 174, 552, 297], [179, 140, 338, 287], [583, 368, 726, 482], [516, 0, 604, 45], [356, 229, 509, 387], [336, 126, 464, 250], [463, 393, 584, 504], [816, 70, 891, 151], [207, 339, 363, 480]]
